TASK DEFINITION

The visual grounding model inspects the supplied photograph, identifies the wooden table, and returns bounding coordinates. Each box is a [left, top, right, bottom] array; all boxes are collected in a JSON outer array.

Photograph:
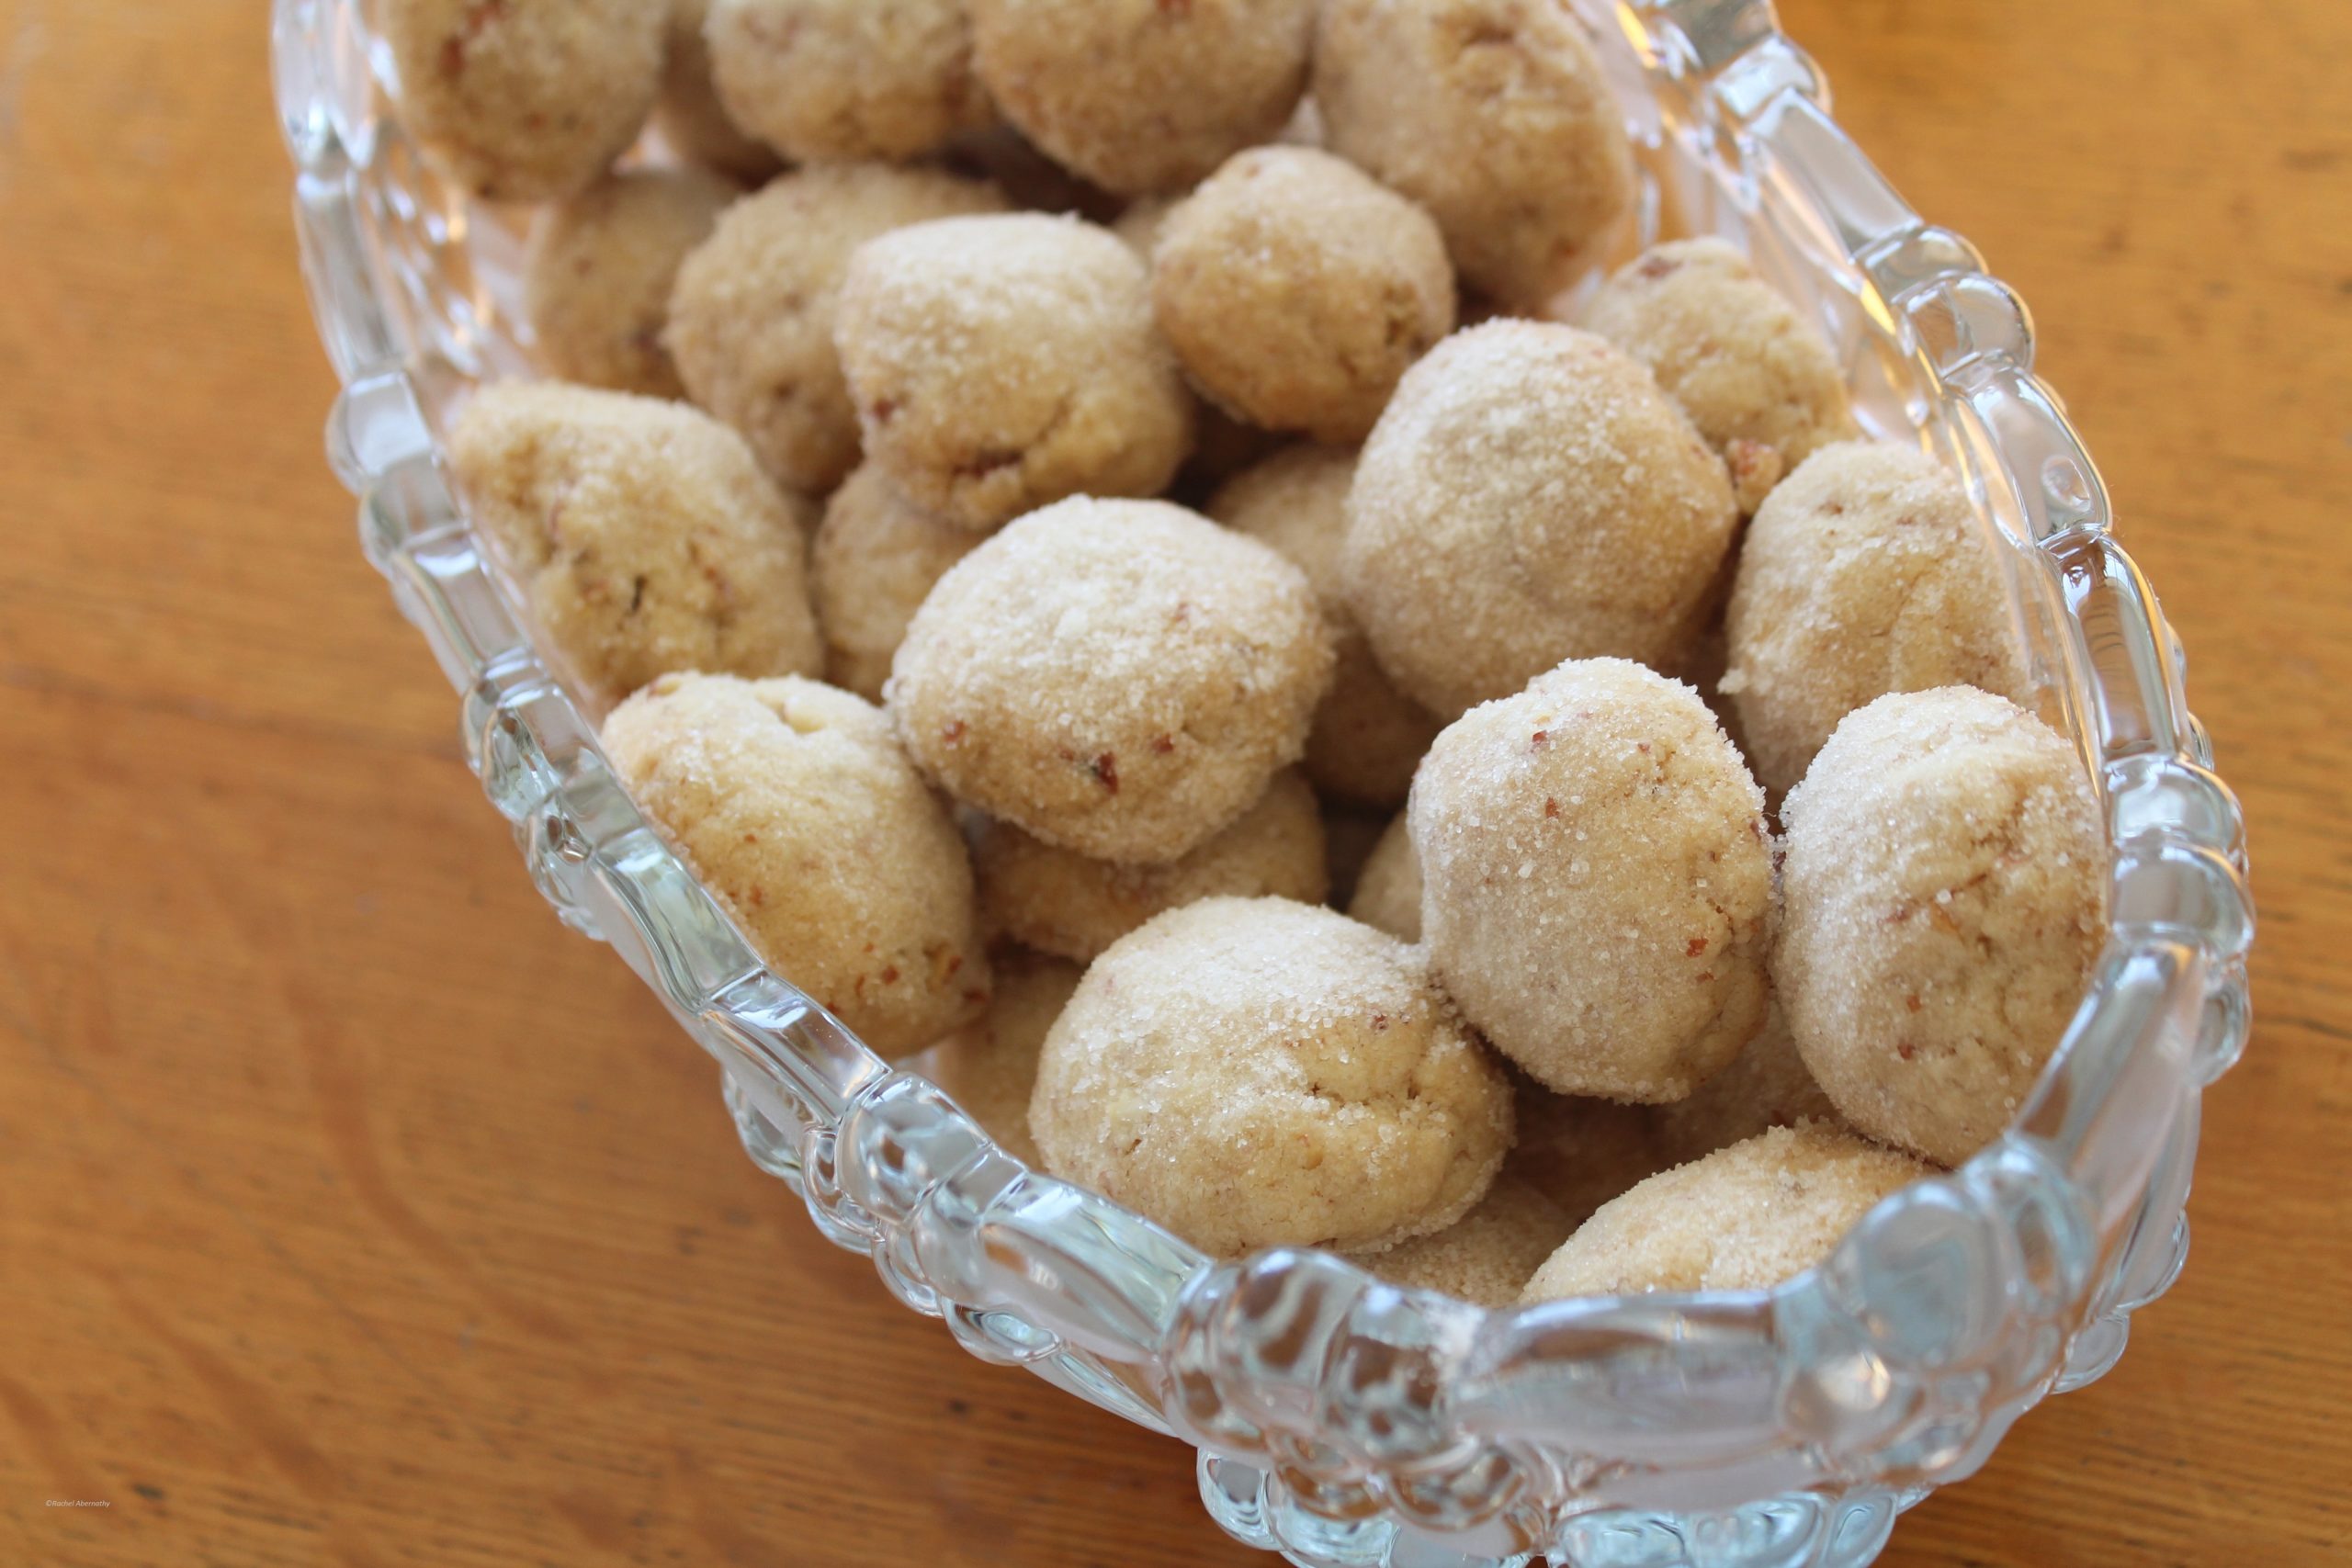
[[3, 2, 2346, 1563]]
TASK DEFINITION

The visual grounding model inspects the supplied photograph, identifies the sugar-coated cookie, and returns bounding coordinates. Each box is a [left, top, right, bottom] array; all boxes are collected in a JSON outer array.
[[604, 673, 989, 1054], [890, 498, 1332, 864], [1030, 897, 1513, 1257], [448, 382, 820, 705], [1777, 687, 2106, 1166]]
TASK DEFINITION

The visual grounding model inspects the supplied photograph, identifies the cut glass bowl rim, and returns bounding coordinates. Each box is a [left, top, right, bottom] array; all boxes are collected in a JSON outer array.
[[270, 0, 2253, 1542]]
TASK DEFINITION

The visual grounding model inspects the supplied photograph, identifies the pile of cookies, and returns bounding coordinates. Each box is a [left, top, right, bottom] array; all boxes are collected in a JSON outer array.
[[397, 0, 2110, 1308]]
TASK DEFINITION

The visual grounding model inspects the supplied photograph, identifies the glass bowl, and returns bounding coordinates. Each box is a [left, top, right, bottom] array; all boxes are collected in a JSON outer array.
[[269, 2, 2254, 1563]]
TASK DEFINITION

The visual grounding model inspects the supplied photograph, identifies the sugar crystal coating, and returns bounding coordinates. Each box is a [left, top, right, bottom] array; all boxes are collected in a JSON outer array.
[[448, 382, 820, 705], [707, 0, 993, 164], [890, 497, 1334, 863], [1314, 0, 1634, 309], [1350, 1176, 1572, 1307], [1722, 442, 2030, 796], [603, 673, 989, 1054], [971, 0, 1317, 197], [1584, 239, 1859, 511], [666, 164, 1008, 495], [1522, 1123, 1930, 1300], [385, 0, 663, 203], [809, 462, 981, 702], [835, 213, 1195, 530], [1777, 687, 2107, 1166], [524, 167, 736, 399], [1155, 147, 1456, 445], [978, 771, 1328, 962], [1412, 658, 1771, 1101], [1342, 321, 1739, 719], [1030, 897, 1513, 1258], [1212, 446, 1443, 806]]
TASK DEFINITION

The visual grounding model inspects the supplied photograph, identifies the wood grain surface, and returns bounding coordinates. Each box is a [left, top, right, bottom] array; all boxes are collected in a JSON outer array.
[[2, 2, 2346, 1563]]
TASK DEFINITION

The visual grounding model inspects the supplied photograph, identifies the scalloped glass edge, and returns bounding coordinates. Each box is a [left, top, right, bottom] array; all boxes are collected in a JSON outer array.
[[270, 1, 2253, 1563]]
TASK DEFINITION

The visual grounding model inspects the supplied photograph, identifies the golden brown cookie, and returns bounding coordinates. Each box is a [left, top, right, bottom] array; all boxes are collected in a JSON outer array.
[[1351, 1177, 1572, 1307], [1521, 1123, 1929, 1301], [808, 462, 980, 702], [834, 213, 1194, 530], [890, 497, 1333, 864], [1154, 147, 1455, 445], [1314, 0, 1633, 309], [1412, 659, 1771, 1101], [1583, 239, 1858, 510], [1777, 687, 2107, 1167], [970, 0, 1317, 196], [603, 673, 989, 1055], [1341, 322, 1738, 718], [524, 167, 736, 399], [448, 382, 820, 705], [976, 770, 1327, 962], [1721, 442, 2030, 797], [384, 0, 664, 202], [707, 0, 993, 164], [1210, 446, 1442, 807], [1030, 897, 1513, 1258], [665, 164, 1007, 494]]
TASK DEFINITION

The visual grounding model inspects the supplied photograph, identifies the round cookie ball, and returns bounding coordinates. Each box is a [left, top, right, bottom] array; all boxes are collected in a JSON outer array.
[[1521, 1123, 1930, 1301], [891, 498, 1334, 863], [1350, 1177, 1572, 1308], [924, 950, 1081, 1166], [978, 770, 1328, 962], [603, 673, 990, 1054], [809, 462, 981, 702], [1030, 897, 1514, 1258], [707, 0, 994, 164], [970, 0, 1317, 197], [384, 0, 663, 203], [1155, 148, 1456, 445], [657, 0, 786, 183], [524, 167, 737, 399], [836, 213, 1195, 530], [448, 383, 820, 705], [1654, 1005, 1841, 1166], [1347, 813, 1421, 943], [666, 164, 1007, 495], [1342, 322, 1739, 719], [1212, 447, 1443, 807], [1721, 442, 2030, 798], [1584, 239, 1859, 511], [1412, 658, 1772, 1101], [1506, 1086, 1668, 1230], [1777, 688, 2108, 1167], [1314, 0, 1633, 310]]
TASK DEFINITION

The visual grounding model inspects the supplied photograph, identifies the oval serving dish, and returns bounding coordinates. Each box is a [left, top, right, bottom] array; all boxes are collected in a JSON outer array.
[[270, 2, 2254, 1562]]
